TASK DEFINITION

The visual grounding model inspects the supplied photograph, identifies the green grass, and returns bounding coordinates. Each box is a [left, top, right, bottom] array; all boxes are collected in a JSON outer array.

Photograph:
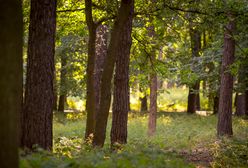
[[20, 112, 248, 168]]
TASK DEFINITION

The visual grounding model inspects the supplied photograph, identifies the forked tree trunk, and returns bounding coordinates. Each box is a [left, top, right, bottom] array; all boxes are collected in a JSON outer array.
[[217, 15, 235, 137], [94, 24, 108, 117], [0, 1, 22, 167], [111, 8, 133, 145], [21, 0, 56, 150], [85, 0, 97, 139], [93, 0, 134, 147]]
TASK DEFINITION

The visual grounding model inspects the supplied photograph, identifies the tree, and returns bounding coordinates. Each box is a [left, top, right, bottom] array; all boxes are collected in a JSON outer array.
[[0, 1, 22, 167], [93, 0, 134, 147], [58, 54, 67, 113], [21, 0, 56, 150], [94, 24, 108, 119], [187, 28, 201, 114], [110, 1, 134, 146], [217, 14, 236, 137], [84, 0, 97, 139]]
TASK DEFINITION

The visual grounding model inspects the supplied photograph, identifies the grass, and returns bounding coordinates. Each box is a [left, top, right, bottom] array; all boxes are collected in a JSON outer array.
[[20, 112, 248, 168], [20, 88, 248, 167]]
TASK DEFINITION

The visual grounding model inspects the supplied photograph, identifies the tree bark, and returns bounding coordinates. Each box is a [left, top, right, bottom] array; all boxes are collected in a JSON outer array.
[[246, 90, 248, 116], [0, 1, 22, 167], [147, 10, 157, 137], [111, 7, 133, 145], [58, 54, 67, 112], [21, 0, 56, 150], [94, 24, 108, 117], [93, 0, 134, 147], [217, 15, 235, 137], [148, 72, 158, 136], [187, 83, 198, 114], [213, 95, 219, 114], [85, 0, 97, 139]]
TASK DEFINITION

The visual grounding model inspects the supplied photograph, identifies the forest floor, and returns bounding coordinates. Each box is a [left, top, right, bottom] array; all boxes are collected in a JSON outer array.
[[20, 112, 248, 168]]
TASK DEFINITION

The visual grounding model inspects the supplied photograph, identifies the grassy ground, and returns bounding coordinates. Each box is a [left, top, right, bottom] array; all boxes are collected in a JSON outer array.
[[20, 112, 248, 168]]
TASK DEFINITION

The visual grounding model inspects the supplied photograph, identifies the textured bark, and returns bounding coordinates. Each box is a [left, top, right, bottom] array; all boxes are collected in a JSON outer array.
[[58, 54, 67, 112], [21, 0, 56, 150], [235, 93, 246, 116], [85, 0, 97, 139], [0, 1, 22, 167], [111, 8, 133, 145], [93, 0, 134, 147], [217, 16, 235, 137], [94, 24, 108, 117], [187, 28, 201, 113]]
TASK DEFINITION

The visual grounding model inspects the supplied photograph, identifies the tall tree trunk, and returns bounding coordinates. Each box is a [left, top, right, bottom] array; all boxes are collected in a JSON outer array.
[[187, 27, 201, 113], [0, 1, 22, 167], [58, 54, 67, 112], [85, 0, 97, 139], [111, 7, 133, 145], [21, 0, 56, 150], [213, 94, 219, 114], [93, 0, 134, 147], [94, 24, 108, 117], [147, 11, 157, 137], [217, 15, 235, 137], [245, 90, 248, 116]]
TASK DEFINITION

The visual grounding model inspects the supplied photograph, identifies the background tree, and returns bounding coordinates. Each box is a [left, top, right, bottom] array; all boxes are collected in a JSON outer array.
[[21, 0, 56, 150], [0, 1, 22, 167]]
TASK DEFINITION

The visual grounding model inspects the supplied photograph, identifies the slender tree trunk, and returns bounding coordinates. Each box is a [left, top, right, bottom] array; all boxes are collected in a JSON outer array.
[[111, 7, 133, 145], [140, 95, 148, 112], [58, 54, 67, 112], [85, 0, 97, 139], [245, 90, 248, 116], [213, 95, 219, 114], [94, 24, 108, 117], [0, 1, 22, 167], [187, 83, 197, 114], [148, 72, 157, 136], [235, 93, 246, 116], [187, 28, 201, 113], [21, 0, 56, 150], [93, 0, 134, 147], [217, 15, 235, 137], [53, 76, 58, 111]]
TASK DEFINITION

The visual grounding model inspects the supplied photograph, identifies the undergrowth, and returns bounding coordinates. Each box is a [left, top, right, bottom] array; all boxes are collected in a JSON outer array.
[[20, 112, 248, 168]]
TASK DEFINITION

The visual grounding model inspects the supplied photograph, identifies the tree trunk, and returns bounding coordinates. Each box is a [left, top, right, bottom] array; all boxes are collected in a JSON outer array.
[[0, 1, 22, 167], [148, 72, 157, 136], [187, 27, 201, 113], [94, 24, 108, 117], [85, 0, 97, 139], [58, 54, 67, 112], [140, 95, 148, 112], [213, 95, 219, 114], [53, 77, 58, 111], [217, 15, 235, 137], [235, 93, 246, 116], [111, 8, 133, 146], [246, 90, 248, 116], [21, 0, 56, 150], [93, 0, 134, 147]]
